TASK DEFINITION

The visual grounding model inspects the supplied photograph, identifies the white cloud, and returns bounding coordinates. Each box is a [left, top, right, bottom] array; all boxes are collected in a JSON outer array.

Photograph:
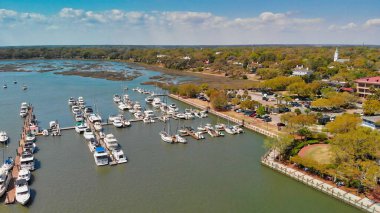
[[364, 18, 380, 28], [59, 8, 84, 18], [328, 22, 357, 30]]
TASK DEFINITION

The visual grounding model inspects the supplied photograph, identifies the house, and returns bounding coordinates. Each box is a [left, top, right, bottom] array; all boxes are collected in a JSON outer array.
[[292, 65, 313, 76], [354, 76, 380, 97], [334, 48, 350, 63], [361, 116, 380, 130]]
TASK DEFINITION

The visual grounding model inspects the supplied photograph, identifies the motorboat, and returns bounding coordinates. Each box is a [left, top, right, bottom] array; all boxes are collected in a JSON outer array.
[[112, 149, 128, 164], [175, 113, 186, 119], [15, 179, 30, 205], [123, 119, 131, 127], [17, 169, 31, 182], [195, 131, 205, 139], [75, 122, 87, 134], [84, 107, 94, 117], [225, 126, 237, 135], [94, 122, 103, 131], [215, 123, 225, 131], [168, 104, 179, 112], [71, 105, 80, 114], [22, 85, 28, 90], [134, 112, 144, 120], [216, 130, 225, 137], [68, 97, 76, 105], [133, 102, 142, 110], [145, 96, 154, 104], [20, 106, 28, 117], [118, 102, 128, 111], [144, 110, 155, 118], [0, 168, 11, 197], [88, 138, 100, 152], [83, 128, 95, 140], [93, 147, 109, 166], [75, 114, 84, 122], [20, 151, 35, 171], [13, 81, 17, 84], [108, 114, 122, 123], [3, 84, 7, 89], [184, 112, 194, 120], [25, 133, 36, 143], [88, 113, 102, 123], [1, 157, 14, 171], [113, 94, 121, 103], [174, 135, 187, 144], [152, 98, 161, 108], [159, 131, 174, 144], [113, 117, 124, 128], [123, 94, 129, 103], [232, 125, 244, 134], [0, 131, 8, 143], [29, 123, 39, 135], [158, 115, 170, 122], [143, 117, 155, 123], [23, 141, 36, 154], [77, 96, 85, 105], [197, 125, 207, 133], [104, 134, 119, 150], [160, 103, 168, 112]]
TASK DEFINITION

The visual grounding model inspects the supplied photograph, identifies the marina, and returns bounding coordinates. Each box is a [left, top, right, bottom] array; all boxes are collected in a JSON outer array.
[[0, 60, 362, 212]]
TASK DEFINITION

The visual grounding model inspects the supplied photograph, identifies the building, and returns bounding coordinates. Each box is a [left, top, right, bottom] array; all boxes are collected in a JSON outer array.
[[333, 48, 350, 63], [355, 76, 380, 97], [292, 65, 313, 76]]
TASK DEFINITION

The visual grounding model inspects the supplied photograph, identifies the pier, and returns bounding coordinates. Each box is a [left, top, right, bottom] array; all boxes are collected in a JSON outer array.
[[5, 106, 34, 205]]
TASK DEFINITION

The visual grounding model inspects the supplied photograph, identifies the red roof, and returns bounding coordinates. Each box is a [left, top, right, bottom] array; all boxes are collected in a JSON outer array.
[[355, 76, 380, 85]]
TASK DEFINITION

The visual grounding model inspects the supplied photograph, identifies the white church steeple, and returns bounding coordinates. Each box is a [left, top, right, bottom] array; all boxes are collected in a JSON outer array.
[[334, 48, 339, 62]]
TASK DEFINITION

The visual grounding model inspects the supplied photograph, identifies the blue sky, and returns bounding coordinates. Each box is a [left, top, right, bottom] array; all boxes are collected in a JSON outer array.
[[0, 0, 379, 45]]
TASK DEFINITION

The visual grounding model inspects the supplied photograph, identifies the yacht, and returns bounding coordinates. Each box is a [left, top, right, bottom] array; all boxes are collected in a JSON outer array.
[[168, 104, 179, 112], [123, 119, 131, 127], [17, 169, 31, 182], [145, 96, 154, 104], [1, 157, 14, 171], [152, 98, 161, 108], [88, 113, 102, 123], [88, 138, 100, 152], [71, 105, 80, 114], [15, 179, 30, 205], [68, 97, 76, 105], [159, 131, 174, 144], [113, 94, 121, 103], [144, 110, 155, 118], [0, 169, 11, 197], [215, 123, 225, 131], [20, 106, 28, 118], [84, 107, 94, 117], [75, 122, 87, 134], [232, 125, 244, 134], [112, 117, 124, 128], [93, 147, 109, 166], [77, 96, 85, 105], [134, 112, 144, 120], [25, 133, 36, 143], [20, 151, 35, 171], [195, 131, 205, 139], [112, 149, 128, 164], [104, 134, 119, 150], [174, 135, 187, 144], [0, 131, 8, 143], [23, 141, 36, 154], [94, 122, 103, 131], [197, 125, 207, 133], [83, 128, 95, 140], [225, 126, 237, 135], [118, 102, 128, 111], [108, 114, 121, 123]]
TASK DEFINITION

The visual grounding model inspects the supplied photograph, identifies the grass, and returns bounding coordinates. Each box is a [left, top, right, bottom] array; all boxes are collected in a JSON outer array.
[[298, 144, 333, 165]]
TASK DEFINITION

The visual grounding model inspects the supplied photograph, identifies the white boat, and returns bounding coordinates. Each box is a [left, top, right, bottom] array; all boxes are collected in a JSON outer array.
[[232, 125, 244, 134], [113, 118, 124, 128], [83, 128, 95, 140], [104, 134, 120, 150], [17, 169, 31, 182], [93, 147, 109, 166], [113, 94, 121, 103], [75, 122, 87, 134], [23, 141, 36, 154], [123, 94, 129, 103], [143, 117, 155, 123], [144, 110, 155, 118], [68, 97, 76, 105], [25, 133, 36, 143], [184, 112, 194, 120], [159, 131, 174, 143], [0, 131, 8, 143], [174, 134, 187, 144], [133, 102, 142, 110], [1, 157, 14, 171], [145, 96, 154, 104], [77, 96, 85, 105], [195, 131, 205, 139], [168, 104, 179, 112], [123, 119, 131, 127], [84, 107, 94, 117], [197, 125, 207, 132], [75, 114, 84, 122], [94, 122, 103, 131], [3, 84, 7, 89], [0, 169, 11, 197], [22, 85, 28, 90], [134, 112, 144, 119], [88, 138, 100, 152], [175, 113, 186, 119], [118, 102, 128, 111], [88, 113, 102, 123], [15, 179, 30, 205], [20, 107, 28, 117], [20, 151, 35, 171], [200, 111, 208, 118], [215, 123, 225, 131], [152, 98, 161, 108], [108, 114, 121, 122], [71, 105, 80, 114], [225, 126, 237, 135], [112, 149, 128, 164]]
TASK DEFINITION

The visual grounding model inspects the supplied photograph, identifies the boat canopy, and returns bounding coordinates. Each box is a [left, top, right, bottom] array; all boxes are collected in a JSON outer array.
[[15, 178, 27, 186], [95, 147, 105, 152]]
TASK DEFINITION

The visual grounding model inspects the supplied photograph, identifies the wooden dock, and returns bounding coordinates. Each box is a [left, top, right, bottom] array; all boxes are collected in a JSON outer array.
[[5, 107, 34, 205]]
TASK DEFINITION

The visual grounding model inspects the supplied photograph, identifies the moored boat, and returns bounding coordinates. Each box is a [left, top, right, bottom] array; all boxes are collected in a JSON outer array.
[[15, 179, 30, 205], [0, 131, 8, 144], [0, 168, 11, 197], [93, 147, 109, 166]]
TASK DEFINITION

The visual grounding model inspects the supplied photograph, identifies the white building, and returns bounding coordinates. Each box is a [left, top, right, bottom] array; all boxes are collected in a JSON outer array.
[[292, 65, 313, 76], [334, 48, 350, 63]]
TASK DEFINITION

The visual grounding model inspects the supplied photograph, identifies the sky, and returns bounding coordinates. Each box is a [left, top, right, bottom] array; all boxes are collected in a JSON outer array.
[[0, 0, 380, 46]]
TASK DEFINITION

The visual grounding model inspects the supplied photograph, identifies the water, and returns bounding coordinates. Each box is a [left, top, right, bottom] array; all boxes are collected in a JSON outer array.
[[0, 60, 360, 213]]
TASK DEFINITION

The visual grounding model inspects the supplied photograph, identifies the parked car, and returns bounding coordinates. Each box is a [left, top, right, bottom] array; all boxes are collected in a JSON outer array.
[[262, 97, 269, 101], [249, 112, 257, 117], [276, 122, 286, 127]]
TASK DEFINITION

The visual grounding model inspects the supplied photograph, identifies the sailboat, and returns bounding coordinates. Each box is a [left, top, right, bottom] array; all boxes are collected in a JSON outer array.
[[159, 119, 174, 143]]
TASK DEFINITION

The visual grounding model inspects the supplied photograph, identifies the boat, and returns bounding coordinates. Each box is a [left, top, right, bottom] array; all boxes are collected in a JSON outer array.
[[133, 102, 142, 110], [20, 151, 35, 171], [25, 133, 36, 143], [17, 169, 31, 182], [143, 117, 155, 123], [83, 128, 95, 140], [169, 104, 179, 112], [112, 149, 128, 164], [13, 81, 17, 84], [123, 119, 131, 127], [20, 106, 28, 117], [215, 123, 225, 131], [225, 126, 237, 135], [93, 147, 109, 166], [104, 134, 119, 150], [113, 94, 121, 103], [122, 94, 129, 103], [145, 96, 154, 104], [15, 179, 30, 205], [199, 111, 208, 118], [144, 110, 155, 118], [0, 131, 8, 144], [152, 98, 161, 108], [112, 117, 124, 128], [75, 122, 87, 134], [68, 97, 76, 105], [118, 103, 128, 111], [49, 120, 61, 136], [94, 122, 103, 131], [75, 114, 84, 122], [1, 157, 14, 171], [77, 96, 85, 105], [159, 131, 174, 143], [23, 141, 36, 154], [3, 84, 7, 89], [88, 138, 100, 152], [175, 113, 186, 119], [158, 115, 170, 122], [71, 105, 80, 114], [0, 168, 11, 197], [22, 85, 27, 90], [232, 125, 244, 134], [84, 107, 94, 117], [197, 125, 207, 133], [195, 131, 205, 139], [174, 134, 187, 144], [134, 112, 144, 120], [88, 113, 102, 123]]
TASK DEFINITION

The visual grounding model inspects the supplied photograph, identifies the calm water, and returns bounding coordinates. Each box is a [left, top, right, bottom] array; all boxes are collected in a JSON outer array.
[[0, 60, 360, 213]]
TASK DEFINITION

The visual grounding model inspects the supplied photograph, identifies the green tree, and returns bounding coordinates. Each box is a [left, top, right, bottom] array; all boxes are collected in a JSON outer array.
[[326, 113, 362, 134], [363, 99, 380, 116], [210, 90, 228, 111], [257, 106, 266, 116]]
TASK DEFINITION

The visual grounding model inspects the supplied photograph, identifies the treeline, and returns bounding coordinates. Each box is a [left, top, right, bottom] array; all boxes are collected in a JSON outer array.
[[1, 46, 379, 79]]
